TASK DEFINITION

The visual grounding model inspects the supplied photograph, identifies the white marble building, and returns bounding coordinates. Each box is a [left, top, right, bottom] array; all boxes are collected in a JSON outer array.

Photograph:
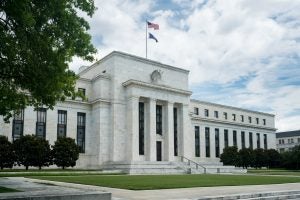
[[0, 51, 276, 172]]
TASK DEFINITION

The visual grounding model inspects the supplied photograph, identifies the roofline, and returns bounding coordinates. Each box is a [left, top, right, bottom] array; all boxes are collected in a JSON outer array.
[[78, 51, 190, 75], [191, 99, 275, 117]]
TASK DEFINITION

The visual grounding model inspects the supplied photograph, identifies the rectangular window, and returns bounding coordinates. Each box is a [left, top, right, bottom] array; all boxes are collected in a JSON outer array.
[[204, 109, 209, 117], [241, 115, 244, 122], [174, 108, 178, 156], [195, 126, 200, 157], [291, 138, 294, 143], [282, 139, 284, 144], [224, 129, 229, 148], [279, 140, 281, 144], [263, 119, 266, 125], [57, 110, 67, 138], [233, 130, 237, 147], [139, 102, 145, 155], [205, 127, 210, 157], [248, 116, 252, 123], [36, 108, 47, 139], [256, 118, 259, 124], [241, 131, 245, 149], [232, 114, 236, 121], [223, 112, 227, 120], [215, 128, 220, 157], [78, 88, 86, 97], [257, 133, 260, 148], [249, 132, 253, 149], [298, 138, 300, 143], [77, 112, 86, 153], [194, 107, 199, 115], [214, 111, 219, 118], [12, 110, 24, 141], [156, 105, 162, 135], [264, 134, 267, 149]]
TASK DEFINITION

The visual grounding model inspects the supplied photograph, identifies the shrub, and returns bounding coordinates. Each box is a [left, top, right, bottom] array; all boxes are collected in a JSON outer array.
[[237, 148, 253, 169], [220, 146, 238, 166], [0, 136, 15, 170]]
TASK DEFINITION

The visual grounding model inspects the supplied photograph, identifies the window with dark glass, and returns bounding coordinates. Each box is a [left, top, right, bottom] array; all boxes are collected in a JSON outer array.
[[241, 115, 244, 122], [205, 127, 210, 157], [257, 133, 260, 148], [241, 131, 245, 149], [214, 111, 218, 118], [224, 129, 229, 148], [232, 114, 236, 121], [248, 116, 252, 123], [194, 107, 199, 115], [256, 118, 259, 124], [77, 112, 86, 153], [12, 110, 24, 141], [195, 126, 200, 157], [57, 110, 67, 138], [223, 112, 227, 120], [36, 108, 47, 139], [233, 130, 237, 147], [263, 134, 267, 149], [174, 107, 178, 156], [139, 102, 145, 155], [156, 105, 162, 135], [249, 132, 253, 149], [215, 128, 220, 157], [263, 119, 266, 125], [78, 88, 86, 96], [204, 109, 209, 117]]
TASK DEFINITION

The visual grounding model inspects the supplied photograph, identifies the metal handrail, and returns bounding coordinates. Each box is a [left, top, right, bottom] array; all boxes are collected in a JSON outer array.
[[180, 156, 207, 174]]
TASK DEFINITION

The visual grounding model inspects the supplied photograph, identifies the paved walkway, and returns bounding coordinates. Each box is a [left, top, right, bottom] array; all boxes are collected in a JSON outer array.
[[0, 177, 300, 200]]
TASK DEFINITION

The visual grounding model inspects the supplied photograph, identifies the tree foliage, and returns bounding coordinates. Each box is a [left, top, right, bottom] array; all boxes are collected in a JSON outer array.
[[32, 137, 52, 170], [0, 135, 15, 169], [0, 0, 97, 121], [220, 146, 238, 166], [52, 137, 79, 169], [252, 148, 265, 169], [237, 148, 254, 169]]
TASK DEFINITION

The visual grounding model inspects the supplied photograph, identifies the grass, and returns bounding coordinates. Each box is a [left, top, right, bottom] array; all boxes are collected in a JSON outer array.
[[0, 172, 122, 177], [248, 169, 300, 176], [0, 186, 20, 193], [31, 174, 300, 190]]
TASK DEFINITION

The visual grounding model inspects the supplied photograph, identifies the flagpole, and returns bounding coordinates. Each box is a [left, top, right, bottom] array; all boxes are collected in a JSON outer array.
[[146, 20, 148, 59]]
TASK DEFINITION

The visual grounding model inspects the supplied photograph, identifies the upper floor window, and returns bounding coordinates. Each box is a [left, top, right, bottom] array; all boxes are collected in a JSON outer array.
[[57, 110, 67, 138], [156, 105, 162, 135], [263, 119, 266, 125], [194, 107, 199, 115], [12, 110, 24, 141], [214, 111, 219, 118], [223, 112, 227, 120], [78, 88, 86, 97], [248, 116, 252, 123], [240, 115, 244, 122], [291, 138, 294, 143], [256, 118, 259, 124], [232, 114, 236, 121], [36, 108, 47, 139], [204, 109, 209, 117]]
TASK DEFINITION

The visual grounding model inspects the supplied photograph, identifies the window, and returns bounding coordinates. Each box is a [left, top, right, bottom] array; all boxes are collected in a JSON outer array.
[[156, 105, 162, 135], [57, 110, 67, 138], [264, 134, 267, 149], [279, 148, 285, 153], [77, 112, 86, 153], [195, 126, 200, 157], [249, 132, 253, 149], [214, 111, 219, 118], [288, 139, 291, 143], [215, 128, 220, 157], [12, 110, 24, 141], [174, 108, 178, 156], [224, 129, 229, 148], [248, 116, 252, 123], [233, 130, 237, 147], [36, 108, 47, 139], [257, 133, 260, 148], [240, 115, 244, 122], [139, 102, 145, 155], [263, 119, 266, 125], [241, 131, 245, 149], [298, 138, 300, 143], [223, 112, 228, 120], [204, 109, 209, 117], [256, 118, 259, 124], [291, 138, 294, 143], [282, 139, 285, 144], [279, 140, 281, 144], [78, 88, 86, 97], [194, 107, 199, 115], [205, 127, 210, 157], [232, 114, 236, 121]]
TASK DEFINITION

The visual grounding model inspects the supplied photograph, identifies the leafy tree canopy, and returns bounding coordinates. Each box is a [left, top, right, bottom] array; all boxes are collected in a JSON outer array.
[[0, 135, 15, 169], [0, 0, 97, 121]]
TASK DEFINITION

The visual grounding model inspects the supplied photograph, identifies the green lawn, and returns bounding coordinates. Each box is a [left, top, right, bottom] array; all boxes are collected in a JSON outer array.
[[31, 174, 300, 190], [248, 169, 300, 176], [0, 172, 121, 178], [0, 186, 20, 193]]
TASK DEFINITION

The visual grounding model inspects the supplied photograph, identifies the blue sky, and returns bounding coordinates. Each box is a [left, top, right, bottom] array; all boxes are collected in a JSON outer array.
[[70, 0, 300, 132]]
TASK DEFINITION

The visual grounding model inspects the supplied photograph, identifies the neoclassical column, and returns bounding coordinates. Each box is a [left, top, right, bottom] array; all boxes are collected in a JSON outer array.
[[179, 103, 190, 157], [237, 130, 242, 150], [253, 132, 258, 149], [165, 101, 174, 161], [210, 127, 216, 158], [146, 98, 156, 161], [245, 131, 250, 148], [200, 126, 206, 158], [228, 128, 233, 147], [126, 96, 139, 161], [219, 128, 225, 155], [260, 133, 264, 149]]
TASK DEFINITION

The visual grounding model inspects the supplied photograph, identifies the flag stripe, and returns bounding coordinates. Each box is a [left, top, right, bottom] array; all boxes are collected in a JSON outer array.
[[147, 21, 159, 30]]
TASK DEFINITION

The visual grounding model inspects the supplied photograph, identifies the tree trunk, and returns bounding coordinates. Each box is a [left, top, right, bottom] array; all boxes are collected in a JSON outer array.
[[63, 166, 65, 170], [26, 165, 28, 170], [39, 166, 42, 170]]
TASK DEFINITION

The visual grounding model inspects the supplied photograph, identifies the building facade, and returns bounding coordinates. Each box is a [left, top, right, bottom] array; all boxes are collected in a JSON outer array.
[[0, 51, 276, 169], [276, 130, 300, 153]]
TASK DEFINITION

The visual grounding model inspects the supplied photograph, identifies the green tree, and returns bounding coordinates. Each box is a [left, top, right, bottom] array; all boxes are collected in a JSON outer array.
[[220, 146, 238, 166], [32, 137, 52, 170], [265, 149, 281, 169], [0, 136, 15, 169], [52, 137, 79, 169], [252, 148, 265, 169], [237, 148, 253, 169], [0, 0, 97, 121]]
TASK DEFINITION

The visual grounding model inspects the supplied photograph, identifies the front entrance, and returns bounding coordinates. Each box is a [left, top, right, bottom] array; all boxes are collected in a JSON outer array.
[[156, 141, 162, 161]]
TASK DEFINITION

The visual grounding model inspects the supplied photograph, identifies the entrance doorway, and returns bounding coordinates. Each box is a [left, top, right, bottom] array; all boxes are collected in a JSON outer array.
[[156, 141, 162, 161]]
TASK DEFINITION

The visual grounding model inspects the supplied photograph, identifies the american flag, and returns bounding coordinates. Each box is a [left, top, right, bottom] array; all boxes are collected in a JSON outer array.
[[147, 21, 159, 30]]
